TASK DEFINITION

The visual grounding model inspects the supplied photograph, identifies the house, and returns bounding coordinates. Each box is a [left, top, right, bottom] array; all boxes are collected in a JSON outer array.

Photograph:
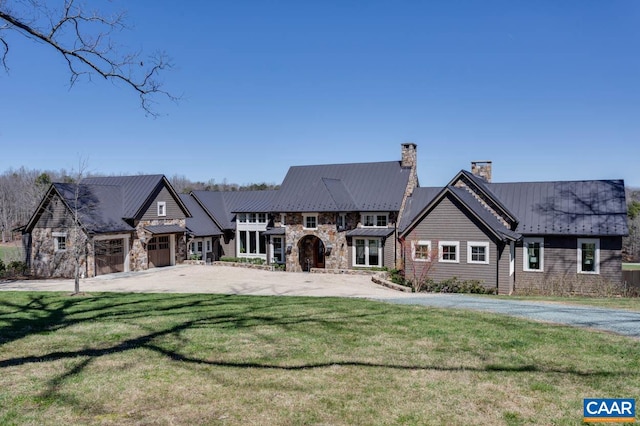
[[23, 175, 191, 278], [188, 189, 279, 262], [181, 143, 418, 272], [179, 194, 222, 262], [399, 162, 629, 295], [265, 143, 418, 272]]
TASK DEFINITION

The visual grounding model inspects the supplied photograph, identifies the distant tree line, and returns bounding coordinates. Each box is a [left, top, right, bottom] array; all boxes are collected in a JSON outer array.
[[0, 168, 279, 242]]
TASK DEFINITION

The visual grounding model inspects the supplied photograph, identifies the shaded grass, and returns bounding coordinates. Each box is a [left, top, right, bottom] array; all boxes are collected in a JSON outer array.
[[0, 291, 639, 425], [0, 245, 21, 263]]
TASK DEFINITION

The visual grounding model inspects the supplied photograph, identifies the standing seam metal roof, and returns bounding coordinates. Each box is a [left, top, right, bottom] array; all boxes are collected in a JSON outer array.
[[271, 161, 411, 212]]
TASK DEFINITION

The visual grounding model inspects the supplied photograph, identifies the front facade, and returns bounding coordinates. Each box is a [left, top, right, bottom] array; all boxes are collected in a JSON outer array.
[[24, 175, 191, 278]]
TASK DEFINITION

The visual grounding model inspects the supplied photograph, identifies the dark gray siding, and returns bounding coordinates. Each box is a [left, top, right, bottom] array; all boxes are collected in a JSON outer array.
[[35, 194, 74, 229], [383, 230, 397, 269], [402, 194, 500, 291], [496, 242, 512, 295], [141, 187, 186, 221], [514, 236, 624, 294]]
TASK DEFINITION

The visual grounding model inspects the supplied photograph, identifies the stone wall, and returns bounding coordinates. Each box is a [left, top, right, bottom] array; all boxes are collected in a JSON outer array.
[[30, 227, 89, 278]]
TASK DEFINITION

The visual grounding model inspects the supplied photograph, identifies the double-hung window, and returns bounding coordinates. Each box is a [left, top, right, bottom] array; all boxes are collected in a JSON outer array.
[[578, 238, 599, 274], [53, 232, 67, 252]]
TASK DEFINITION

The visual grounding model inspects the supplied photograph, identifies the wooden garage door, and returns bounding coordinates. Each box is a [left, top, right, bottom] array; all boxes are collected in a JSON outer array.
[[148, 235, 171, 267], [95, 239, 125, 276]]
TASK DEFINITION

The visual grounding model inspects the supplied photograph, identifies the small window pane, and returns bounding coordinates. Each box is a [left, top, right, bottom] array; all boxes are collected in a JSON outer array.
[[355, 239, 365, 265], [471, 246, 486, 262], [527, 243, 540, 270], [376, 215, 387, 227], [415, 244, 430, 260], [442, 245, 457, 261], [581, 242, 596, 272]]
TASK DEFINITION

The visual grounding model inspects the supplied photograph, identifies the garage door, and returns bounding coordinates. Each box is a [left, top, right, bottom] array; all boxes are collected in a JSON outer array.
[[95, 239, 125, 276], [148, 235, 171, 267]]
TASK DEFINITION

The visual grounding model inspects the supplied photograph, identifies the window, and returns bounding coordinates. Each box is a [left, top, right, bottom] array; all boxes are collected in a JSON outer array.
[[197, 241, 203, 253], [273, 237, 284, 263], [53, 232, 67, 252], [238, 213, 246, 223], [523, 237, 544, 272], [354, 238, 382, 267], [257, 213, 267, 223], [361, 213, 388, 228], [157, 201, 166, 217], [438, 241, 459, 263], [206, 240, 211, 252], [467, 241, 489, 264], [337, 213, 346, 230], [248, 213, 256, 223], [238, 231, 266, 256], [412, 240, 432, 262], [578, 238, 600, 274], [303, 214, 318, 230]]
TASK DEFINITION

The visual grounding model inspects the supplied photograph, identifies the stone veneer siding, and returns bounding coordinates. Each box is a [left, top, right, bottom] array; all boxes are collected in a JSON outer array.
[[284, 212, 354, 272]]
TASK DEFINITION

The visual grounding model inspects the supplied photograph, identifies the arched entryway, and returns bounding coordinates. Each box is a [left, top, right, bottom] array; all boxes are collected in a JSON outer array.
[[298, 235, 325, 271]]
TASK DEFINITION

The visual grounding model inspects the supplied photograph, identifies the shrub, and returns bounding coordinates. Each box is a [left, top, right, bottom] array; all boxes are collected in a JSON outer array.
[[0, 258, 5, 274], [418, 276, 494, 294], [8, 260, 27, 274], [219, 257, 265, 265], [389, 268, 410, 287]]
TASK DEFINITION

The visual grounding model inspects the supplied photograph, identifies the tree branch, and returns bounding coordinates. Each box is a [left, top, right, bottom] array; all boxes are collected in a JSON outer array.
[[0, 1, 178, 116]]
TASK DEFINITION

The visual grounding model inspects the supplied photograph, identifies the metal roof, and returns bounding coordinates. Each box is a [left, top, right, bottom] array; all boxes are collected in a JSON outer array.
[[81, 175, 190, 219], [179, 194, 222, 237], [345, 228, 395, 238], [190, 190, 278, 230], [400, 176, 628, 238], [398, 187, 440, 232], [145, 224, 187, 234], [487, 179, 628, 236], [52, 183, 135, 234], [82, 175, 166, 218], [263, 227, 286, 236], [271, 161, 411, 212]]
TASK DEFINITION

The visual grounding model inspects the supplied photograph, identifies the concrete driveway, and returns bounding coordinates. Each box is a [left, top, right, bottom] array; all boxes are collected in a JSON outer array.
[[0, 264, 411, 298], [3, 264, 640, 339]]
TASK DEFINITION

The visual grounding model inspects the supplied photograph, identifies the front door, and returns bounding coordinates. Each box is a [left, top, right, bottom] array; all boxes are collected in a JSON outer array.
[[298, 236, 325, 271], [148, 235, 171, 267]]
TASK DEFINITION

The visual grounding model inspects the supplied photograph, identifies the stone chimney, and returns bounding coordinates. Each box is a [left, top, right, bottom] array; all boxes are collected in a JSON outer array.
[[471, 161, 492, 183], [401, 142, 417, 169]]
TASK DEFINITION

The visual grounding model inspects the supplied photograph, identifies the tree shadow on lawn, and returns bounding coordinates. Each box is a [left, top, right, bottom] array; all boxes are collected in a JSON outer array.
[[0, 292, 631, 415]]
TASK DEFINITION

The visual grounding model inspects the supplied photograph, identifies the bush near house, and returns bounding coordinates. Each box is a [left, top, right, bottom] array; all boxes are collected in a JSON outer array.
[[219, 256, 265, 265]]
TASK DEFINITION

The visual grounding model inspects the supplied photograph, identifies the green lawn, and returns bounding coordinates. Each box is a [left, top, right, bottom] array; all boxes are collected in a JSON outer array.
[[1, 292, 639, 425], [0, 245, 21, 263], [623, 263, 640, 271]]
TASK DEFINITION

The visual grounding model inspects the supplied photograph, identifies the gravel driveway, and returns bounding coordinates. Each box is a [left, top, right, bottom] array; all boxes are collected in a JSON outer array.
[[3, 264, 640, 339]]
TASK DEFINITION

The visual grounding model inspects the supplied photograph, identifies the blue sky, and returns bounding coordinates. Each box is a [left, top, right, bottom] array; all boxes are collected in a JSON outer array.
[[1, 1, 638, 187]]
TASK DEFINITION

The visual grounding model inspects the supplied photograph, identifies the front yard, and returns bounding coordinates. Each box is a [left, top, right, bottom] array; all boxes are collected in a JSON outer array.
[[1, 292, 639, 425]]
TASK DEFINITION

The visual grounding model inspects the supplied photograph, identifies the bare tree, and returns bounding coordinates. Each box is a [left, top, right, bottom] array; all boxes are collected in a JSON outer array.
[[0, 0, 177, 116]]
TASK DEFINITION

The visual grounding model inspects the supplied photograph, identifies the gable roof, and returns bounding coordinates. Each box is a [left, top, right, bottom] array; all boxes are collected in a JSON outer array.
[[25, 174, 190, 235], [190, 190, 278, 230], [179, 194, 223, 237], [400, 186, 520, 242], [400, 174, 628, 239], [271, 161, 411, 212], [81, 175, 190, 219], [487, 179, 628, 236]]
